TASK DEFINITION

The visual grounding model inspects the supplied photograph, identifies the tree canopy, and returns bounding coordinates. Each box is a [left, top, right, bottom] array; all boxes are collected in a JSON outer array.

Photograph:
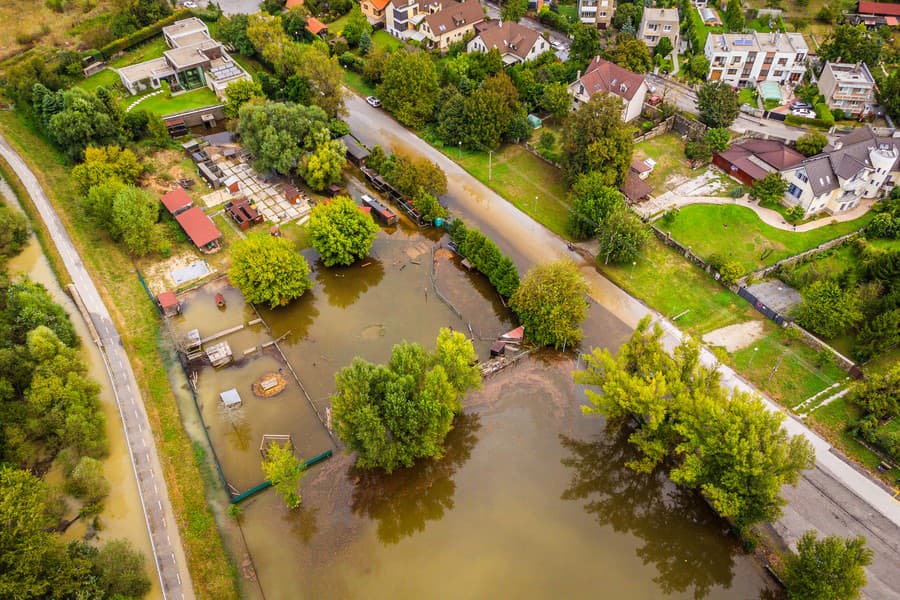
[[751, 172, 789, 205], [229, 233, 313, 308], [223, 79, 264, 119], [262, 442, 305, 509], [567, 173, 626, 240], [561, 93, 634, 185], [697, 82, 740, 129], [302, 133, 346, 191], [308, 195, 379, 267], [237, 101, 330, 174], [331, 329, 480, 471], [723, 0, 744, 32], [795, 279, 861, 339], [784, 531, 872, 600], [595, 207, 649, 265], [71, 145, 140, 194], [378, 50, 440, 128], [510, 260, 589, 349], [110, 186, 159, 256], [818, 24, 882, 66], [795, 131, 828, 157]]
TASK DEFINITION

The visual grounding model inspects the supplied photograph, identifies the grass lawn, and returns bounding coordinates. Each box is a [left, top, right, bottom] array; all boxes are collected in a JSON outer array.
[[0, 109, 239, 599], [738, 88, 758, 107], [688, 6, 724, 51], [77, 68, 120, 92], [372, 30, 405, 51], [601, 236, 754, 336], [634, 133, 695, 193], [0, 0, 113, 62], [440, 143, 571, 238], [125, 87, 221, 117], [343, 70, 377, 98], [660, 204, 873, 273], [109, 34, 169, 68]]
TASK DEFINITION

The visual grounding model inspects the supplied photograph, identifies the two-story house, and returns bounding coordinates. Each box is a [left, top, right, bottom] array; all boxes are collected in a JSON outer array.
[[567, 56, 647, 122], [705, 31, 808, 87], [781, 126, 899, 216], [577, 0, 614, 29], [817, 62, 878, 118], [385, 0, 448, 39], [467, 20, 549, 65], [420, 0, 485, 51], [639, 8, 679, 51], [361, 0, 391, 26]]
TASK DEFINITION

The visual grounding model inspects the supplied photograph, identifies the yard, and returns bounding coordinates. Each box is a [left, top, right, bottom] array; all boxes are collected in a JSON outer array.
[[659, 204, 874, 273], [108, 34, 169, 69], [0, 0, 114, 62], [343, 70, 377, 98], [124, 87, 221, 117], [77, 68, 120, 92], [633, 133, 696, 192]]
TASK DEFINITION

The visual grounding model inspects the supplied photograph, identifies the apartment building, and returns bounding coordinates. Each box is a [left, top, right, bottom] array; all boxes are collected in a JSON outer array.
[[705, 31, 808, 87], [817, 62, 878, 118], [577, 0, 614, 29], [385, 0, 449, 39], [639, 8, 679, 49]]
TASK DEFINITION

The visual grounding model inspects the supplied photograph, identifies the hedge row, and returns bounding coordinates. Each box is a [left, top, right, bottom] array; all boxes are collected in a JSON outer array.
[[448, 219, 520, 298], [99, 9, 191, 59], [784, 114, 832, 130]]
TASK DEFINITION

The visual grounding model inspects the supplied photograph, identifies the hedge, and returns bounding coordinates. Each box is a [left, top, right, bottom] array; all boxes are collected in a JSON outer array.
[[99, 9, 191, 59], [448, 218, 520, 298], [784, 114, 832, 130]]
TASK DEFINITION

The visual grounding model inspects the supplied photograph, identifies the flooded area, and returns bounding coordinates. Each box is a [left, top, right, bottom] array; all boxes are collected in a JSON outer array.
[[1, 178, 161, 599], [165, 203, 775, 599]]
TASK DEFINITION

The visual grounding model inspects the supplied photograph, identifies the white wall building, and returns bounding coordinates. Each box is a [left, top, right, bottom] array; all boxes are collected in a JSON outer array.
[[817, 62, 878, 118], [568, 56, 647, 122], [705, 31, 808, 87]]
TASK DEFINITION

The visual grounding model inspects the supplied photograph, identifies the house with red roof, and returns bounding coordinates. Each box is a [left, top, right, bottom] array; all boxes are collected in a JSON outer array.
[[361, 0, 391, 26], [175, 206, 223, 251], [306, 17, 328, 37], [567, 57, 648, 122], [713, 138, 805, 187], [160, 187, 193, 216]]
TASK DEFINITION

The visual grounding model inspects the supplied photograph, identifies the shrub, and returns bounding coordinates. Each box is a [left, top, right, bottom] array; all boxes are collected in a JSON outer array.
[[814, 103, 835, 127], [99, 9, 190, 57], [718, 261, 743, 286], [338, 52, 365, 72]]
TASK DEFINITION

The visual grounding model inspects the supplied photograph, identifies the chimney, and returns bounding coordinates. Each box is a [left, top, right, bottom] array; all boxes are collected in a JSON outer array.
[[576, 69, 581, 80]]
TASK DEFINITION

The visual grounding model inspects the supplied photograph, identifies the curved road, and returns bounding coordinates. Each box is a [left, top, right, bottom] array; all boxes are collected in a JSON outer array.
[[344, 92, 900, 598], [0, 134, 193, 600]]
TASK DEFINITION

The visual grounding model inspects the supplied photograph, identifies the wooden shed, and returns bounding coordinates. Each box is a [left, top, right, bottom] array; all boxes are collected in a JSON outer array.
[[157, 290, 180, 317]]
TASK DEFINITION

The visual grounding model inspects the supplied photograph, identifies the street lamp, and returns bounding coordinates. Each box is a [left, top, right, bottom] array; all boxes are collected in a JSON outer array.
[[748, 347, 759, 369], [631, 261, 637, 279], [458, 140, 462, 159], [488, 150, 493, 181]]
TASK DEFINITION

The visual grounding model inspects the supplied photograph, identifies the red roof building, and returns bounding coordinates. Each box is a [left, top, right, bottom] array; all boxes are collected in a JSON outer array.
[[157, 290, 180, 316], [175, 207, 222, 250], [285, 0, 304, 8], [160, 187, 193, 216], [857, 1, 900, 17], [713, 139, 805, 187], [307, 17, 328, 36]]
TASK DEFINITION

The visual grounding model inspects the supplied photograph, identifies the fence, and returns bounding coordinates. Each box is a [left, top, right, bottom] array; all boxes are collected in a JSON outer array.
[[672, 113, 707, 140], [634, 116, 675, 144], [650, 226, 721, 274], [742, 230, 864, 282]]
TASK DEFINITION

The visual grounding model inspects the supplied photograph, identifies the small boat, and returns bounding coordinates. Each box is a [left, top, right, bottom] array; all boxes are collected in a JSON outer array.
[[215, 293, 226, 308]]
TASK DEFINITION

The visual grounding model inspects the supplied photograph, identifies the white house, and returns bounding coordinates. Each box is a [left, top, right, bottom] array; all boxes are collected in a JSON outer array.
[[781, 126, 899, 216], [567, 56, 648, 122], [817, 62, 878, 118], [705, 31, 808, 87], [466, 20, 549, 65]]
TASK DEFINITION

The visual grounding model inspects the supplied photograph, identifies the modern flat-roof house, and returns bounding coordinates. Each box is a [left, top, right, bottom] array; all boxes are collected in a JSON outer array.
[[568, 56, 647, 122], [713, 139, 805, 187], [639, 8, 679, 50], [467, 20, 549, 65], [817, 62, 877, 118], [705, 31, 808, 87], [578, 0, 614, 29], [117, 17, 251, 100], [781, 126, 899, 216]]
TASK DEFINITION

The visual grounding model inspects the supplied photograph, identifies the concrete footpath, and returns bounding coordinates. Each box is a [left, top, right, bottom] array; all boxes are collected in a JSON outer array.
[[344, 92, 900, 598], [0, 133, 193, 599]]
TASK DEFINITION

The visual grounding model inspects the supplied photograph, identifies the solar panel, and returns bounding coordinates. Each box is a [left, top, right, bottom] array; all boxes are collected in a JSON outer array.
[[734, 39, 753, 46]]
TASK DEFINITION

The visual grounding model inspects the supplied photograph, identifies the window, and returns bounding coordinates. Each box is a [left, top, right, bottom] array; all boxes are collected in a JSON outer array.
[[727, 69, 738, 75], [663, 24, 672, 31], [599, 11, 606, 17], [796, 171, 808, 183], [788, 184, 802, 199]]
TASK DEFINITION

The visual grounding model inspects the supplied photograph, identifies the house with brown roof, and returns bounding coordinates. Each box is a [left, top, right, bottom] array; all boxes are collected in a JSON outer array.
[[419, 0, 485, 51], [567, 56, 648, 122], [361, 0, 391, 25], [713, 139, 805, 187], [385, 0, 449, 40], [466, 20, 549, 65]]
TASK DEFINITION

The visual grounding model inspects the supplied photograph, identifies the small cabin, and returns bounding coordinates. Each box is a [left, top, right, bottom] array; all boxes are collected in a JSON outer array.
[[223, 175, 240, 194], [207, 341, 233, 367], [219, 387, 242, 408], [283, 185, 304, 205], [224, 197, 263, 230], [160, 187, 193, 216], [361, 194, 399, 225], [340, 134, 370, 167], [156, 290, 180, 317]]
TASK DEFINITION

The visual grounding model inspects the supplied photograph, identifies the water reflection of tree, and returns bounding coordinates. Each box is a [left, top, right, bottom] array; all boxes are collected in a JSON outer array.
[[316, 259, 386, 309], [259, 290, 319, 345], [349, 412, 481, 544], [560, 426, 740, 599], [283, 504, 319, 545]]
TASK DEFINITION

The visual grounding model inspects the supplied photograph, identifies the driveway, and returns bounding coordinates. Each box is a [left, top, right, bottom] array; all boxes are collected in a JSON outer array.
[[343, 90, 900, 598]]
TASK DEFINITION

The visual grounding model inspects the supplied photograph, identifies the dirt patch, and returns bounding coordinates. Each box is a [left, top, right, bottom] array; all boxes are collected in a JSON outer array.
[[141, 251, 210, 295], [252, 372, 288, 397], [140, 149, 196, 198], [702, 320, 766, 353]]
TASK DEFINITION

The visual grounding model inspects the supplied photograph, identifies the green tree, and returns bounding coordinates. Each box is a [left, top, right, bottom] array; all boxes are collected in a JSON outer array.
[[2, 279, 77, 347], [847, 363, 899, 421], [541, 82, 571, 122], [463, 72, 522, 149], [229, 233, 312, 308], [567, 173, 625, 240], [237, 101, 330, 174], [91, 540, 150, 598], [296, 44, 346, 118], [217, 14, 255, 55], [605, 36, 653, 74], [341, 6, 373, 46], [784, 531, 872, 600], [510, 260, 589, 349], [697, 81, 740, 129], [655, 36, 673, 59], [223, 79, 264, 119], [308, 195, 379, 267], [412, 189, 448, 222], [0, 204, 28, 260], [751, 172, 788, 204], [569, 23, 601, 71], [43, 88, 124, 160], [704, 127, 731, 152], [878, 67, 900, 121], [688, 54, 710, 81], [612, 3, 643, 32], [501, 0, 528, 21], [66, 456, 110, 506], [796, 279, 861, 339], [110, 186, 159, 256], [71, 145, 140, 194], [795, 131, 828, 156], [561, 93, 634, 185], [818, 24, 882, 66], [389, 155, 447, 198], [378, 50, 440, 127], [433, 328, 482, 398], [261, 442, 305, 509], [302, 134, 346, 191], [724, 0, 744, 31], [595, 208, 649, 265]]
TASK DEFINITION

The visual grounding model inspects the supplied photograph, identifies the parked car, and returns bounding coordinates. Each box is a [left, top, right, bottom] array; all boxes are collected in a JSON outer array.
[[366, 96, 382, 108], [647, 95, 662, 106], [790, 101, 813, 110], [183, 1, 197, 7], [792, 109, 815, 118]]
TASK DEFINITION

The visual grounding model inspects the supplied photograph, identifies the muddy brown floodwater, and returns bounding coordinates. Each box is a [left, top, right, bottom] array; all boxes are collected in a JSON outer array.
[[168, 211, 777, 600]]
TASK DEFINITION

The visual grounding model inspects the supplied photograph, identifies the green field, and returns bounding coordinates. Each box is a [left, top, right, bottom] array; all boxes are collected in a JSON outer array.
[[660, 204, 873, 273], [124, 86, 221, 116]]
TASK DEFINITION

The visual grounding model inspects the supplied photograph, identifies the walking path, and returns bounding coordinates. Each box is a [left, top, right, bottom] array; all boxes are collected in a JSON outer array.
[[0, 134, 193, 600], [638, 191, 875, 232], [344, 92, 900, 598]]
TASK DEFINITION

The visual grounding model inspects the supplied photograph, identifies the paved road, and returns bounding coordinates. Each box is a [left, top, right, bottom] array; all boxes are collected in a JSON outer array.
[[645, 73, 806, 142], [344, 92, 900, 598], [0, 134, 193, 600]]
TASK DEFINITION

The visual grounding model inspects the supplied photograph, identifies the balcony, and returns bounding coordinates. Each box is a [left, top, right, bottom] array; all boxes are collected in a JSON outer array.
[[833, 90, 875, 102]]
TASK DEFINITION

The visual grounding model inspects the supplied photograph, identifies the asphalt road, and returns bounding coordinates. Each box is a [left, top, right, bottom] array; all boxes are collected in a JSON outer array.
[[0, 134, 193, 600], [344, 91, 900, 598]]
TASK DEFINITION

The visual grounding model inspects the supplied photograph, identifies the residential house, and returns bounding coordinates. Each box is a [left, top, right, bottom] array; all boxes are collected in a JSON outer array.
[[713, 138, 805, 187], [817, 62, 877, 118], [306, 17, 328, 37], [781, 126, 899, 216], [467, 20, 549, 65], [577, 0, 614, 29], [704, 31, 808, 87], [639, 8, 679, 50], [420, 0, 485, 51], [361, 0, 391, 26], [118, 17, 251, 100], [567, 57, 648, 122], [385, 0, 451, 40]]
